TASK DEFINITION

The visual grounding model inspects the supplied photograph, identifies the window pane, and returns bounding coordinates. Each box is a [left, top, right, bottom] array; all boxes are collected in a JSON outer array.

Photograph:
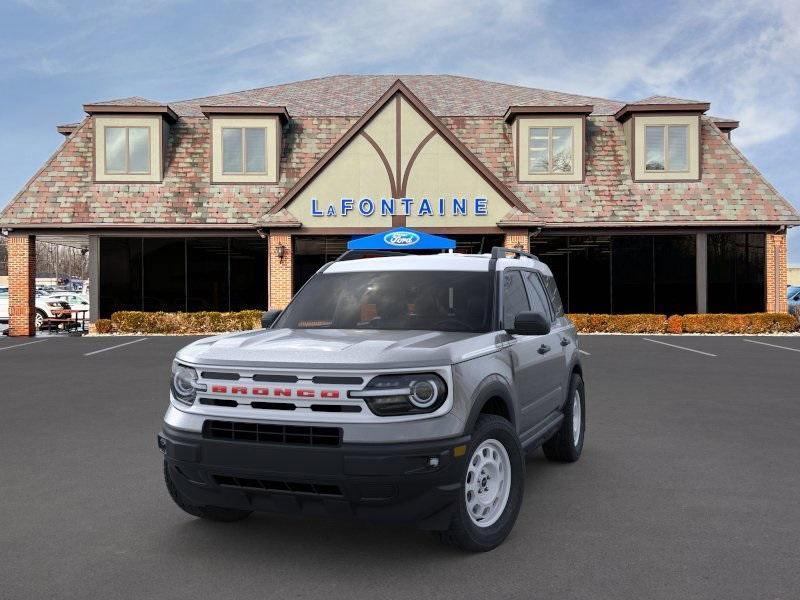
[[222, 128, 243, 173], [654, 235, 695, 314], [230, 238, 268, 311], [502, 271, 531, 330], [244, 128, 266, 173], [551, 127, 573, 173], [645, 126, 665, 171], [565, 236, 611, 314], [528, 128, 549, 173], [530, 236, 569, 311], [667, 125, 688, 171], [708, 233, 765, 312], [143, 238, 186, 312], [99, 238, 142, 316], [127, 127, 150, 173], [187, 238, 229, 311], [521, 271, 550, 319], [612, 236, 654, 313], [104, 127, 127, 173]]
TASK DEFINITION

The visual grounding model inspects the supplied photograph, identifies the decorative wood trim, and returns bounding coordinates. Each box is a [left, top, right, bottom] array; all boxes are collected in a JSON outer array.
[[200, 105, 290, 122], [268, 79, 530, 215], [83, 103, 178, 122], [504, 104, 593, 122], [399, 130, 436, 197], [360, 131, 398, 199], [614, 102, 710, 122]]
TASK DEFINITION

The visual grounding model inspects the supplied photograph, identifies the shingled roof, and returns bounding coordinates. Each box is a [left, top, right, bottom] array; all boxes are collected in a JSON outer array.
[[1, 75, 797, 229]]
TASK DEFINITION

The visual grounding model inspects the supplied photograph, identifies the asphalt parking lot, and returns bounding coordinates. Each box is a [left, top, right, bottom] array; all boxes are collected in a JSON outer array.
[[1, 334, 799, 600]]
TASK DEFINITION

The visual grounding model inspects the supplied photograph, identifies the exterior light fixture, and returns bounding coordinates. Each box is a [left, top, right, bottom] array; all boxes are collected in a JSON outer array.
[[275, 243, 286, 263]]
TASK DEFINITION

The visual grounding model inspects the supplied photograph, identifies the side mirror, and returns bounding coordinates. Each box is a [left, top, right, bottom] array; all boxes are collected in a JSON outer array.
[[261, 309, 282, 329], [510, 311, 550, 336]]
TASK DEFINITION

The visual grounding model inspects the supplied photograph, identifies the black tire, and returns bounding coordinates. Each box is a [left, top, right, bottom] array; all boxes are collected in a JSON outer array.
[[542, 373, 585, 463], [439, 414, 524, 552], [163, 461, 252, 522], [35, 309, 46, 330]]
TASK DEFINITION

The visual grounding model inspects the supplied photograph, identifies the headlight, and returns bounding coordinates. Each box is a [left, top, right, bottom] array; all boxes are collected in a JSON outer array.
[[170, 362, 205, 405], [350, 373, 447, 416]]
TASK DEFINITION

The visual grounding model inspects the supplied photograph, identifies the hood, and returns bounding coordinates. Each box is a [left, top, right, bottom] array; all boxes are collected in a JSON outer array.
[[175, 328, 498, 370]]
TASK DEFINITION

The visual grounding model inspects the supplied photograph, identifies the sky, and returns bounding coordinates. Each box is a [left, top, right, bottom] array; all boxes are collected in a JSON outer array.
[[0, 0, 798, 261]]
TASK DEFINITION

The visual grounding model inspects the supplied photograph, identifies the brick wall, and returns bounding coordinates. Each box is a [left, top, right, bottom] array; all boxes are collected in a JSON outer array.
[[503, 229, 530, 253], [765, 232, 788, 313], [7, 234, 36, 336], [268, 232, 293, 309]]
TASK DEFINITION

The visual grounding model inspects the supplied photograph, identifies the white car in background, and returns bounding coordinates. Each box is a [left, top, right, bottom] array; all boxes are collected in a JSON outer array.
[[0, 287, 73, 329], [46, 292, 90, 320]]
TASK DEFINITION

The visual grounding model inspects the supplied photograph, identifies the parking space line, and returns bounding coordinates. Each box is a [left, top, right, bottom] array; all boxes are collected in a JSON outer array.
[[0, 339, 49, 352], [84, 338, 147, 356], [742, 339, 800, 353], [579, 349, 591, 356], [641, 337, 717, 357]]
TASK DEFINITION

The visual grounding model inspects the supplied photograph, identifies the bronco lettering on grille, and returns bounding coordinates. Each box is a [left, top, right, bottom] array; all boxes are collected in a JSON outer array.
[[209, 385, 340, 399]]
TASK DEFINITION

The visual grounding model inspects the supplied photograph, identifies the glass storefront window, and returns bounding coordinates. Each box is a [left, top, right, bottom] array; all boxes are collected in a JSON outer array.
[[708, 233, 765, 313]]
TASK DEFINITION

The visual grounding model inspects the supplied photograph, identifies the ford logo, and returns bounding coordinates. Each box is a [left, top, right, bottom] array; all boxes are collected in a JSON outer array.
[[383, 231, 420, 247]]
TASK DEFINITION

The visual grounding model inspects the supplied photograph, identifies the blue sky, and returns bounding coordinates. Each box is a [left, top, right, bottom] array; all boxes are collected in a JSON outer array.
[[1, 0, 798, 261]]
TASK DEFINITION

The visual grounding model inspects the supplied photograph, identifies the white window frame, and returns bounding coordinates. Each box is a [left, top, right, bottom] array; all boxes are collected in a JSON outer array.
[[644, 124, 689, 173], [104, 126, 152, 175], [221, 127, 269, 175], [527, 126, 574, 175]]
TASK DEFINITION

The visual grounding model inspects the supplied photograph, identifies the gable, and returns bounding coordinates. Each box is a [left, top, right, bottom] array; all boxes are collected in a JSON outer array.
[[274, 83, 527, 228]]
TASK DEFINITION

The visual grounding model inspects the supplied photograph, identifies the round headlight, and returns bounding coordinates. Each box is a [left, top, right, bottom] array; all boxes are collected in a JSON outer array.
[[171, 363, 202, 405], [409, 379, 438, 408]]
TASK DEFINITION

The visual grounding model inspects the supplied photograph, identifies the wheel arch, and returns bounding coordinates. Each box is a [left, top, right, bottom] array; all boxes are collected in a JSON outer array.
[[464, 375, 517, 433]]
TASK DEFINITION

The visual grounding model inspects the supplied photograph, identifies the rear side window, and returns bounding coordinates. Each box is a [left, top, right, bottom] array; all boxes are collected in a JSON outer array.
[[522, 271, 551, 320], [502, 271, 531, 330], [541, 274, 565, 317]]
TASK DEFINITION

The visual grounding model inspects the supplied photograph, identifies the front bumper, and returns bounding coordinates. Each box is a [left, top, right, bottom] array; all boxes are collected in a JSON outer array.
[[159, 424, 470, 530]]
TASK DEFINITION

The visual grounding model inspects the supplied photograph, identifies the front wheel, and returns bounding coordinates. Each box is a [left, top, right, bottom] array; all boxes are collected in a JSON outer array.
[[542, 373, 585, 463], [440, 414, 524, 552]]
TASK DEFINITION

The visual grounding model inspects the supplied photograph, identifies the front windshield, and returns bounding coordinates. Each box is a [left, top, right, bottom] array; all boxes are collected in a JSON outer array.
[[275, 270, 493, 332]]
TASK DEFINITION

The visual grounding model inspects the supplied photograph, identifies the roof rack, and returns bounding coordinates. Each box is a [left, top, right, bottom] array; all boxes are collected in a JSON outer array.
[[490, 247, 539, 261], [332, 249, 411, 263]]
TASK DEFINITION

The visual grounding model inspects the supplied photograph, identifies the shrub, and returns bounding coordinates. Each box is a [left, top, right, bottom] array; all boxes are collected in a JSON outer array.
[[680, 313, 797, 334], [111, 310, 263, 334], [665, 314, 683, 334], [94, 319, 113, 334], [567, 314, 667, 333]]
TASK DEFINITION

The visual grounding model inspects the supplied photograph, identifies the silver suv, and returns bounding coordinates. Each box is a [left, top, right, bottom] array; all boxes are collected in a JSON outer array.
[[159, 247, 585, 551]]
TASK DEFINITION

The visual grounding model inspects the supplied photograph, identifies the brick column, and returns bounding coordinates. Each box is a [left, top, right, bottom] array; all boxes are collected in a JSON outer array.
[[502, 229, 530, 252], [268, 231, 293, 309], [765, 232, 788, 312], [8, 234, 36, 336]]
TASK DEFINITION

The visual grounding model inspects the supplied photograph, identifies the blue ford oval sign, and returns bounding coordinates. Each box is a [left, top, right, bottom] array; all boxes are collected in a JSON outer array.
[[383, 231, 420, 247]]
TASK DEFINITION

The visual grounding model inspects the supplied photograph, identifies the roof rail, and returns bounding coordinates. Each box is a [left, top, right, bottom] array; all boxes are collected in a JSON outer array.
[[490, 246, 539, 261], [332, 249, 411, 263]]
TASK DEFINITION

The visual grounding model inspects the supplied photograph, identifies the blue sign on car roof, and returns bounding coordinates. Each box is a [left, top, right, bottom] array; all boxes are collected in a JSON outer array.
[[347, 227, 456, 251]]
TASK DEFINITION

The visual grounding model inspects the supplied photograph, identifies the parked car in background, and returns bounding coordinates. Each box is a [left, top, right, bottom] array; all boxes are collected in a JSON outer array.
[[0, 287, 71, 328], [46, 292, 90, 320], [788, 286, 800, 315]]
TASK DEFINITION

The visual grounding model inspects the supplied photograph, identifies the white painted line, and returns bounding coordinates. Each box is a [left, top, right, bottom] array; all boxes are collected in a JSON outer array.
[[0, 339, 49, 352], [579, 349, 591, 356], [743, 339, 800, 353], [641, 337, 717, 357], [84, 338, 147, 356]]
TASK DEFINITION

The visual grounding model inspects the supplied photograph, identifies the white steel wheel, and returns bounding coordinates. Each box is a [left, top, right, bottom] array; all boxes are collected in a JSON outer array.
[[572, 389, 582, 446], [35, 311, 44, 329], [464, 439, 511, 528]]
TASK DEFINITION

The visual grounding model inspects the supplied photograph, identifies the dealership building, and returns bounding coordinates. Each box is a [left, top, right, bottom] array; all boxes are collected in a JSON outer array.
[[1, 75, 797, 335]]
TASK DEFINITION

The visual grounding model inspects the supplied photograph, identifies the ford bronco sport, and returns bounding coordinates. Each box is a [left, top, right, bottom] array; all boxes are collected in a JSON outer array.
[[159, 247, 585, 551]]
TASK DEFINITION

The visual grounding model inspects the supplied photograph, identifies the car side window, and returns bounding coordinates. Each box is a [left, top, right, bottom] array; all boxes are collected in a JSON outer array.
[[522, 271, 552, 321], [541, 274, 565, 318], [502, 270, 531, 330]]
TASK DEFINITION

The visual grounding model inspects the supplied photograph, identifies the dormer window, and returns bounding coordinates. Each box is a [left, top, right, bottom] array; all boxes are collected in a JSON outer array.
[[528, 126, 574, 174], [222, 127, 268, 174], [644, 124, 688, 172], [105, 126, 151, 174], [201, 106, 289, 184], [505, 106, 591, 183]]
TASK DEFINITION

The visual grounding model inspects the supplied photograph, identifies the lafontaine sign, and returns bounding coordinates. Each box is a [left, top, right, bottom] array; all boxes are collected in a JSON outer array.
[[311, 196, 488, 218]]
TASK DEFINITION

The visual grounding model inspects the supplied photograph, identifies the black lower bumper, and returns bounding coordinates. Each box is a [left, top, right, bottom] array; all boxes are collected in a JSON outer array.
[[159, 424, 470, 530]]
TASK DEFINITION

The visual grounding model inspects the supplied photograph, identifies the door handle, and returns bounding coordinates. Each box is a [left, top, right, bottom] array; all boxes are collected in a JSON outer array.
[[538, 344, 551, 354], [560, 337, 570, 347]]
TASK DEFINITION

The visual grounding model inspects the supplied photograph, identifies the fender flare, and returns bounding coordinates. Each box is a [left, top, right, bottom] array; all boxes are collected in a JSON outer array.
[[463, 374, 517, 433]]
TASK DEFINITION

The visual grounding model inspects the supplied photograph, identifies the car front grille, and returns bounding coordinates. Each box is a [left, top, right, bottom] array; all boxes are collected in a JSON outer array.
[[203, 420, 342, 446], [213, 474, 343, 497]]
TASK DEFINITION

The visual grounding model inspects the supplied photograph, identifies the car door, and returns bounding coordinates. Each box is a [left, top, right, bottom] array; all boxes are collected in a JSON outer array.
[[501, 269, 562, 435], [523, 270, 568, 413], [0, 287, 9, 321]]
